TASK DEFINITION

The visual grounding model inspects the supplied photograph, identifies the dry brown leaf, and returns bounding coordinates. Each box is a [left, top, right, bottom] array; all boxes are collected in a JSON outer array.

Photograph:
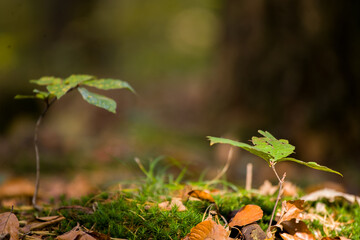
[[280, 219, 312, 235], [158, 198, 187, 211], [282, 182, 299, 197], [229, 204, 263, 228], [276, 200, 304, 229], [259, 180, 278, 195], [21, 216, 65, 233], [188, 190, 215, 203], [0, 212, 19, 240], [65, 175, 96, 199], [184, 218, 230, 240], [280, 232, 316, 240], [57, 225, 96, 240], [301, 188, 360, 205]]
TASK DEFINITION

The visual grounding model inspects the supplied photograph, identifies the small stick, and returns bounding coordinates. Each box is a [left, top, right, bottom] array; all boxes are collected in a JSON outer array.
[[266, 163, 286, 238], [245, 163, 253, 191]]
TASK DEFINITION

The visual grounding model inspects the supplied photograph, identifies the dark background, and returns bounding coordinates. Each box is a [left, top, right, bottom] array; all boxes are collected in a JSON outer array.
[[0, 0, 359, 193]]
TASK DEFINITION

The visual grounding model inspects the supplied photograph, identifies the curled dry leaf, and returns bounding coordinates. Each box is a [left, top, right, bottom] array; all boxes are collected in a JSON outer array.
[[0, 212, 19, 240], [280, 232, 316, 240], [276, 200, 304, 229], [56, 224, 110, 240], [229, 204, 263, 228], [301, 188, 360, 205], [158, 198, 187, 211], [184, 218, 230, 240], [280, 219, 313, 235], [21, 216, 65, 233], [259, 180, 278, 196], [188, 190, 215, 203]]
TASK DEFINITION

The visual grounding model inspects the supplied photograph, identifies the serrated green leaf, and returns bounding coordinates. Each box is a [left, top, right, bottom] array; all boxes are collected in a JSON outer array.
[[207, 136, 272, 164], [82, 78, 135, 93], [251, 130, 295, 161], [64, 75, 94, 87], [278, 157, 343, 176], [30, 77, 62, 86], [78, 87, 116, 113]]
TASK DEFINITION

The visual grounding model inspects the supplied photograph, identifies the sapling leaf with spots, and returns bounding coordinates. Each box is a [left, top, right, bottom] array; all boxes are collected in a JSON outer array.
[[15, 75, 135, 210], [207, 130, 342, 237]]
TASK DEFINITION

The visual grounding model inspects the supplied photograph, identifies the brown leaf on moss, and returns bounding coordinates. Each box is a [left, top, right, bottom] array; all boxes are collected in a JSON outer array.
[[280, 219, 312, 235], [0, 212, 19, 240], [158, 198, 187, 211], [276, 200, 304, 229], [183, 218, 230, 240], [321, 237, 351, 240], [229, 204, 263, 228], [188, 190, 215, 203], [56, 224, 109, 240], [21, 216, 65, 233]]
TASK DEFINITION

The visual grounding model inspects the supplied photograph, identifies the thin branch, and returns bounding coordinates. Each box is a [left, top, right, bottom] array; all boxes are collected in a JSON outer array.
[[266, 163, 286, 238], [32, 97, 56, 211]]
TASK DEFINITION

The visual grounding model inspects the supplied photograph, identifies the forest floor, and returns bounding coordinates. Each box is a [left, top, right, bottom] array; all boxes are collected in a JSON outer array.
[[0, 159, 358, 240]]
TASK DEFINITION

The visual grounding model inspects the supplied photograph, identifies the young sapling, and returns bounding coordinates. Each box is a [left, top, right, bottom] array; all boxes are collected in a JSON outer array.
[[15, 75, 135, 210], [207, 130, 342, 237]]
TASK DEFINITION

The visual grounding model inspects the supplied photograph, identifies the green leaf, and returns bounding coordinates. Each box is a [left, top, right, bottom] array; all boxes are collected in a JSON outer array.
[[64, 75, 94, 87], [82, 78, 135, 93], [30, 77, 62, 86], [207, 136, 272, 164], [278, 157, 343, 176], [78, 87, 116, 113], [251, 130, 295, 161], [47, 83, 73, 99]]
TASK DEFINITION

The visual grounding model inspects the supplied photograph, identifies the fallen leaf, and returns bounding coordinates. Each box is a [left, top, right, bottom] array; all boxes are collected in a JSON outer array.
[[280, 232, 316, 240], [276, 200, 304, 229], [21, 216, 65, 232], [241, 223, 267, 240], [0, 212, 19, 240], [65, 175, 96, 199], [188, 190, 215, 203], [282, 182, 298, 197], [184, 218, 230, 240], [229, 204, 263, 228], [158, 198, 187, 211], [259, 180, 278, 195], [280, 219, 312, 235], [301, 188, 360, 205], [56, 225, 99, 240]]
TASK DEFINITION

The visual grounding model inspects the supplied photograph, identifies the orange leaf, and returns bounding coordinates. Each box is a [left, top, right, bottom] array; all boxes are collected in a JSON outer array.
[[188, 190, 215, 203], [229, 204, 263, 228], [0, 212, 19, 240], [185, 219, 230, 240]]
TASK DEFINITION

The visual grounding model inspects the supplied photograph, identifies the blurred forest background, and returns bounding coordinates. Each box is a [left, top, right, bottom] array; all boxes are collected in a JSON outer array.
[[0, 0, 359, 195]]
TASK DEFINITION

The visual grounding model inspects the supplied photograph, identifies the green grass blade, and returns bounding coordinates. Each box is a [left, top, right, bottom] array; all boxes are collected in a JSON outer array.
[[78, 87, 116, 113], [278, 157, 343, 176]]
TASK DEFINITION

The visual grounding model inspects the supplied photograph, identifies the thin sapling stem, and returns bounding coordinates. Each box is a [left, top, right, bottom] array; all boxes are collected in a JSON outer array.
[[266, 162, 286, 237], [32, 97, 56, 210]]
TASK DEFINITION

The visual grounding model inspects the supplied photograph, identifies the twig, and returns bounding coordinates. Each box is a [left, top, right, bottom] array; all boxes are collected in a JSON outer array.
[[266, 163, 286, 238], [245, 163, 253, 191], [32, 97, 56, 211]]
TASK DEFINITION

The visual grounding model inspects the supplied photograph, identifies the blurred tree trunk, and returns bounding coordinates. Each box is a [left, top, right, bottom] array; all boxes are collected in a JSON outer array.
[[208, 0, 360, 179]]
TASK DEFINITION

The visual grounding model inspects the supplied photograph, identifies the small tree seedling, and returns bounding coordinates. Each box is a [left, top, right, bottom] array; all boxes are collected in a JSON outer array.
[[15, 75, 135, 210], [207, 130, 342, 237]]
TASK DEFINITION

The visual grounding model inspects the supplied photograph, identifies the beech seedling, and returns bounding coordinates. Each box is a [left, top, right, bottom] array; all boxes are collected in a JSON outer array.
[[207, 130, 342, 237], [15, 75, 135, 210]]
